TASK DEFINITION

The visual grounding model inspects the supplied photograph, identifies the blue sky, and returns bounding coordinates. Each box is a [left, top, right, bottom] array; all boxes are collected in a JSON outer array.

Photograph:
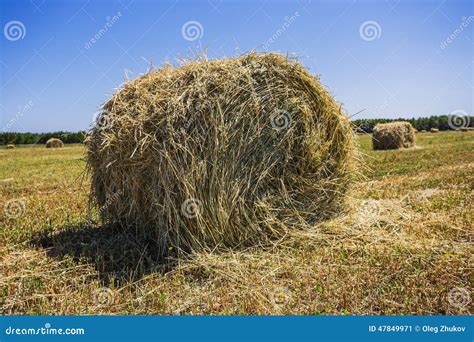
[[0, 0, 472, 133]]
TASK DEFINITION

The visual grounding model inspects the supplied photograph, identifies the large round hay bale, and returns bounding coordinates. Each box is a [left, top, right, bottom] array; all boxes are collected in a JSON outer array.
[[86, 53, 355, 253], [6, 144, 15, 149], [45, 138, 63, 148], [430, 128, 439, 133], [372, 121, 415, 150]]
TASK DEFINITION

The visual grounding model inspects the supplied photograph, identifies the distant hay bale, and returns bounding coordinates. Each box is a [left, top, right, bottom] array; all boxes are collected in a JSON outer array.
[[6, 144, 14, 149], [460, 127, 468, 132], [372, 121, 416, 150], [430, 128, 439, 133], [86, 52, 356, 253], [45, 138, 63, 148], [420, 129, 427, 133]]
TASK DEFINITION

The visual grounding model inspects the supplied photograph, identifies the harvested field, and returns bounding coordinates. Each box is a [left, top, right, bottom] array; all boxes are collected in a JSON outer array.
[[1, 131, 472, 315]]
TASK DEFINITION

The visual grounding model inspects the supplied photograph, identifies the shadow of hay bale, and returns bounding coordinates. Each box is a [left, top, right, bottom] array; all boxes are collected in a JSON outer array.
[[30, 223, 178, 285]]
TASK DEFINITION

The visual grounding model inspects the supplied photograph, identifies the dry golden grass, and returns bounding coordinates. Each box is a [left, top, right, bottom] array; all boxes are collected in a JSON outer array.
[[0, 131, 472, 315], [86, 52, 355, 253], [45, 138, 64, 148], [372, 121, 415, 150]]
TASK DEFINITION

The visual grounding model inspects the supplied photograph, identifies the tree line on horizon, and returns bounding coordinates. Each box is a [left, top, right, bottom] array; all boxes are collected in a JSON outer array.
[[0, 115, 472, 145], [352, 114, 473, 133], [0, 131, 87, 145]]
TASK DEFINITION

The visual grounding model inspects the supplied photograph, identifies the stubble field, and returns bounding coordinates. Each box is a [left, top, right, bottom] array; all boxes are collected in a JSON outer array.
[[1, 131, 472, 315]]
